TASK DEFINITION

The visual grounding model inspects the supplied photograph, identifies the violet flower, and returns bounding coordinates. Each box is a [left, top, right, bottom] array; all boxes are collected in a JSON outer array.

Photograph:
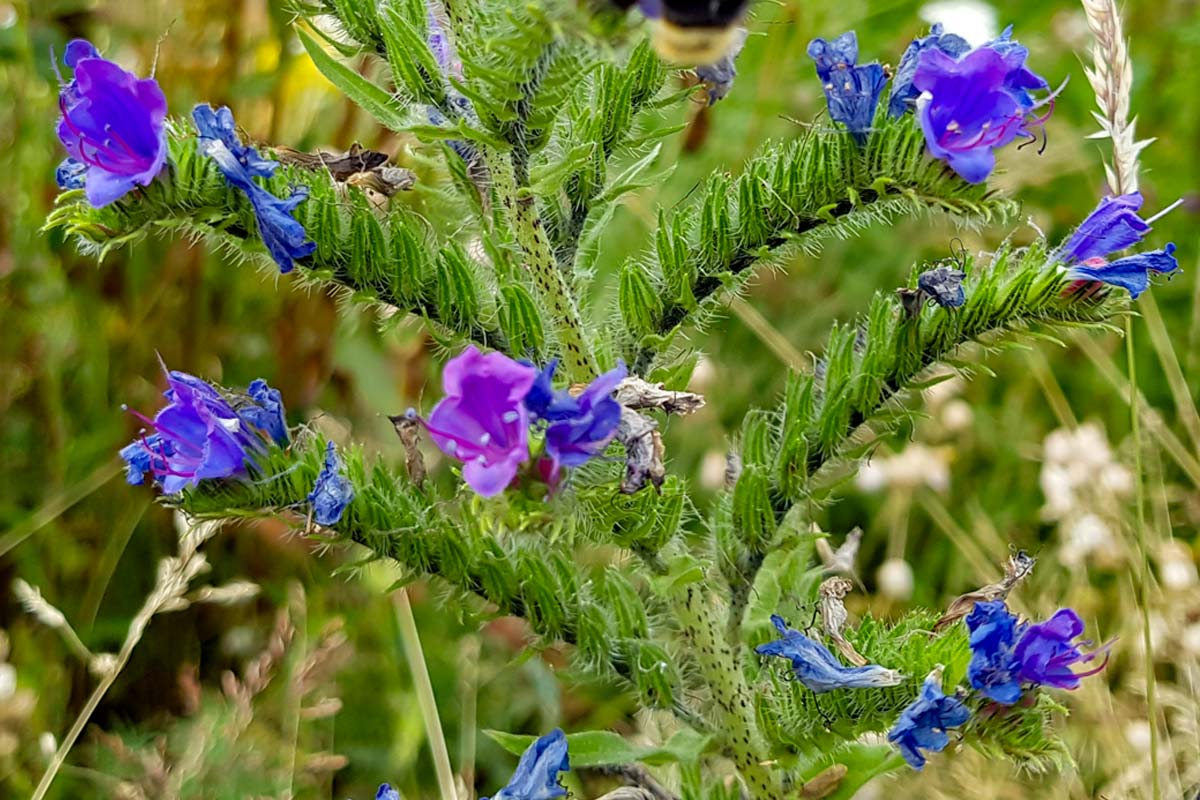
[[375, 786, 400, 800], [755, 615, 903, 692], [965, 600, 1024, 705], [918, 266, 966, 308], [483, 728, 570, 800], [308, 442, 355, 526], [1067, 246, 1180, 299], [192, 104, 316, 273], [912, 28, 1051, 183], [887, 671, 971, 770], [1059, 193, 1151, 263], [120, 367, 286, 494], [888, 24, 969, 118], [807, 31, 887, 145], [424, 346, 537, 497], [1015, 608, 1111, 690], [524, 360, 627, 483], [55, 39, 168, 207]]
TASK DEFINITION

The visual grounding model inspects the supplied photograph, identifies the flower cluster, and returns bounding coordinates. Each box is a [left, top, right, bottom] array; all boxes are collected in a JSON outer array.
[[1058, 192, 1179, 299], [807, 25, 1052, 183], [420, 346, 625, 497], [966, 600, 1110, 705], [55, 39, 168, 207], [52, 41, 316, 273], [119, 366, 288, 494]]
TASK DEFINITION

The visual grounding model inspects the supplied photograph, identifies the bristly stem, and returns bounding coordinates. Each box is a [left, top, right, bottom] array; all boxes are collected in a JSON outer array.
[[1126, 314, 1160, 799], [485, 144, 597, 381], [393, 587, 459, 800]]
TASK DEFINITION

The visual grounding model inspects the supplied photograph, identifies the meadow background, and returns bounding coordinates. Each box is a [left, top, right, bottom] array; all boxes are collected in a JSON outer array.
[[1, 0, 1198, 797]]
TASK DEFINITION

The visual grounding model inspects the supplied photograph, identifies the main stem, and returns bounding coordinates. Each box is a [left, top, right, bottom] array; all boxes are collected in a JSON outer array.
[[1126, 316, 1160, 799], [484, 145, 597, 382], [672, 583, 779, 800]]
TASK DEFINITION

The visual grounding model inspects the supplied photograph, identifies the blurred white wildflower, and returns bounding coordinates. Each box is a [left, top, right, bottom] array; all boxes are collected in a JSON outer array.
[[1040, 422, 1132, 568], [877, 558, 915, 601], [1059, 513, 1118, 569], [38, 731, 56, 761], [1124, 720, 1153, 753], [0, 630, 36, 758], [1158, 541, 1198, 591], [940, 399, 974, 434], [699, 450, 727, 490], [919, 0, 999, 47], [689, 356, 716, 392], [856, 444, 952, 494]]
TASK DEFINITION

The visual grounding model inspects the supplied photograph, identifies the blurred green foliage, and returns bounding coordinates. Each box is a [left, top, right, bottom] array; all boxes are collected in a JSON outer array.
[[2, 0, 1198, 797]]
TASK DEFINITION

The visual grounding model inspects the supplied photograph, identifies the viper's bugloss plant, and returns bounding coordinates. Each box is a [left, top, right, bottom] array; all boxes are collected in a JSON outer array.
[[40, 0, 1172, 796]]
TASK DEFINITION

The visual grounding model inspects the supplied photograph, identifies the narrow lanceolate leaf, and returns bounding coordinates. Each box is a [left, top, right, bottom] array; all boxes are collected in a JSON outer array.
[[297, 27, 408, 131]]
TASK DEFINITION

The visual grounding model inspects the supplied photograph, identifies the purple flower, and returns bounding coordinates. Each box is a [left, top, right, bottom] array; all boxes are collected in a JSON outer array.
[[120, 367, 285, 494], [484, 728, 570, 800], [1015, 608, 1111, 690], [918, 266, 966, 308], [888, 24, 970, 118], [807, 32, 888, 145], [524, 360, 626, 483], [424, 346, 537, 497], [192, 104, 315, 273], [1059, 193, 1151, 264], [887, 672, 971, 770], [375, 785, 400, 800], [308, 442, 355, 526], [755, 615, 903, 692], [55, 39, 168, 207], [912, 29, 1051, 183], [965, 600, 1024, 705], [1066, 245, 1180, 299]]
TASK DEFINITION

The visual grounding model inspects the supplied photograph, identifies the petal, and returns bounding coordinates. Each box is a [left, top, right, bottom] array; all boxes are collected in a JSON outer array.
[[462, 452, 524, 497], [83, 165, 138, 207]]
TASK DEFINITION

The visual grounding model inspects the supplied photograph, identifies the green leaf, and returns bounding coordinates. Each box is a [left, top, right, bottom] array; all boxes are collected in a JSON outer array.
[[597, 143, 675, 204], [798, 744, 906, 800], [297, 27, 407, 131]]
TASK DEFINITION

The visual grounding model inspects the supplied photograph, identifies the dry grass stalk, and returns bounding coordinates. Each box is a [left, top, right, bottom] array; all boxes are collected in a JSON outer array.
[[1079, 0, 1154, 195]]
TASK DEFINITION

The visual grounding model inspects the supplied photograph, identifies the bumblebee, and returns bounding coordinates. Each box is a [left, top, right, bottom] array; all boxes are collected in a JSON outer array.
[[609, 0, 752, 65]]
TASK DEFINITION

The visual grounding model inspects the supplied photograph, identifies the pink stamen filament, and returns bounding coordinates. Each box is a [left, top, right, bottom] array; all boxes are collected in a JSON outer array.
[[58, 96, 144, 171]]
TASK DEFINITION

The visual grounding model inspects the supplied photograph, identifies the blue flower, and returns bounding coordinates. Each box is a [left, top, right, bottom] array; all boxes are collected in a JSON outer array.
[[912, 28, 1051, 183], [523, 360, 627, 483], [887, 671, 971, 769], [192, 104, 315, 273], [918, 266, 966, 308], [239, 379, 289, 446], [1058, 193, 1151, 264], [120, 367, 283, 494], [888, 24, 970, 118], [375, 785, 400, 800], [807, 32, 887, 145], [1066, 245, 1180, 299], [55, 39, 168, 207], [965, 600, 1024, 705], [483, 728, 570, 800], [56, 158, 88, 190], [308, 442, 355, 526], [755, 615, 903, 692]]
